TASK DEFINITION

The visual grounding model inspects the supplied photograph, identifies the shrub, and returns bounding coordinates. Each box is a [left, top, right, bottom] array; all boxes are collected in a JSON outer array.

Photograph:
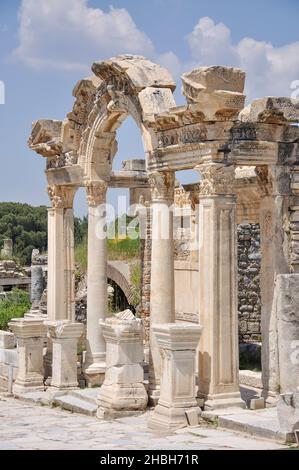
[[0, 288, 31, 330], [130, 262, 141, 308]]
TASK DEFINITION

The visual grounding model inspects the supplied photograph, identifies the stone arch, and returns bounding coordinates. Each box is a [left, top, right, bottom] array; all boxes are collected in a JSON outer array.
[[77, 55, 176, 182], [107, 261, 135, 306]]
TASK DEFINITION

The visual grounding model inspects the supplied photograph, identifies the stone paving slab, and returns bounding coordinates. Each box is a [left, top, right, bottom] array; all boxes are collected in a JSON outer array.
[[0, 396, 288, 450], [202, 407, 295, 444]]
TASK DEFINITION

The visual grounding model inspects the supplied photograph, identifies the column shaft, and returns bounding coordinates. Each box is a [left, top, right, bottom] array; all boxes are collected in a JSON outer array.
[[196, 163, 243, 410], [47, 208, 65, 320], [47, 185, 76, 321], [84, 181, 108, 386], [148, 171, 175, 403]]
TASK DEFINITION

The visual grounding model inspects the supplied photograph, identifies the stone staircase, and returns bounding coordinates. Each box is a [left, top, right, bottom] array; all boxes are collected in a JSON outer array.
[[53, 388, 98, 416]]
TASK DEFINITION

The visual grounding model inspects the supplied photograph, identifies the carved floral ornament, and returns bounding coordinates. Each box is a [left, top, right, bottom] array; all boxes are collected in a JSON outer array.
[[47, 185, 76, 209], [149, 171, 175, 202], [86, 181, 108, 206], [196, 163, 235, 196]]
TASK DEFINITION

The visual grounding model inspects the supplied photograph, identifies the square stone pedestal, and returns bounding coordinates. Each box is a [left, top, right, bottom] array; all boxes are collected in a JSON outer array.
[[97, 317, 148, 420], [148, 323, 202, 431], [8, 318, 46, 396], [45, 320, 84, 396]]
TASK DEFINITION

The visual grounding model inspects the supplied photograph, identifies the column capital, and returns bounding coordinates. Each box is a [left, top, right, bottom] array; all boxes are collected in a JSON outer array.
[[86, 180, 108, 206], [195, 162, 235, 197], [149, 171, 175, 203], [47, 185, 76, 209]]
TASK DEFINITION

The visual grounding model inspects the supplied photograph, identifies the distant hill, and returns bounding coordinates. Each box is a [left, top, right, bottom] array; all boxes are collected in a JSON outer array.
[[0, 202, 87, 265]]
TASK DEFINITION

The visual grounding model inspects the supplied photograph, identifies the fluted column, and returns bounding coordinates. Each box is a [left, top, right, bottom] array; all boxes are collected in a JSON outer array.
[[196, 163, 243, 410], [47, 185, 76, 321], [148, 171, 175, 404], [84, 181, 108, 386]]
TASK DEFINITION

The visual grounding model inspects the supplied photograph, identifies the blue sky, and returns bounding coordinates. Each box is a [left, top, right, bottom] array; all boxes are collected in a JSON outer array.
[[0, 0, 299, 217]]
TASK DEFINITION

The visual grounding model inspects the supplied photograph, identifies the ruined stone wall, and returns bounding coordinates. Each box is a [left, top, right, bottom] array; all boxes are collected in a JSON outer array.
[[238, 223, 261, 343], [140, 208, 151, 342]]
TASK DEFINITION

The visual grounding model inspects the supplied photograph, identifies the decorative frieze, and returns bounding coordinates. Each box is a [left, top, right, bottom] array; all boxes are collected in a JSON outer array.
[[157, 125, 208, 148], [47, 152, 78, 170]]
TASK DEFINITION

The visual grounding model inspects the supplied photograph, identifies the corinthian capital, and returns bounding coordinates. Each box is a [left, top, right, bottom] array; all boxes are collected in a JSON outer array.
[[86, 181, 108, 206], [149, 171, 175, 202], [196, 163, 235, 196], [47, 185, 76, 209]]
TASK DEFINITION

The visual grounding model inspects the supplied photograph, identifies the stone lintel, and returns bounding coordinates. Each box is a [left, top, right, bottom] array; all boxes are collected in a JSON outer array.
[[46, 165, 83, 187], [109, 171, 149, 188]]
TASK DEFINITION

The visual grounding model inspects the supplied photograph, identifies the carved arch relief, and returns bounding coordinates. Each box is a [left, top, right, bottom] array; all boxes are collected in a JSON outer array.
[[77, 56, 176, 182]]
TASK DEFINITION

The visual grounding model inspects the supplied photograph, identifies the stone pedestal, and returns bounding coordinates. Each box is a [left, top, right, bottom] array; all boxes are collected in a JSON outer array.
[[148, 171, 175, 404], [196, 163, 244, 410], [277, 393, 299, 435], [84, 181, 108, 386], [8, 319, 46, 395], [276, 274, 299, 393], [1, 239, 13, 258], [45, 320, 83, 392], [148, 323, 202, 431], [97, 317, 148, 419]]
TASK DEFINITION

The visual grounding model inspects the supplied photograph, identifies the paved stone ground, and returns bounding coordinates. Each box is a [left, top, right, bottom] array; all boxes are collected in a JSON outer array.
[[0, 396, 287, 450]]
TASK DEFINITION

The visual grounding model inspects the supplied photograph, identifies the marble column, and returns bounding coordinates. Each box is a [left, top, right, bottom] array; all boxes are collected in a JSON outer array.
[[84, 181, 108, 386], [47, 185, 76, 321], [148, 171, 175, 404], [46, 185, 76, 380], [196, 163, 243, 410]]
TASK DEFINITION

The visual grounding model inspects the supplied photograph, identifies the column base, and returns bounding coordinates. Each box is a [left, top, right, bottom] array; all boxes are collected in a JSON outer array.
[[200, 391, 245, 411], [262, 389, 279, 407], [45, 386, 79, 402], [97, 408, 146, 421], [24, 309, 47, 320], [84, 362, 106, 387], [97, 382, 148, 419], [148, 404, 201, 431], [147, 384, 160, 406], [13, 381, 45, 397]]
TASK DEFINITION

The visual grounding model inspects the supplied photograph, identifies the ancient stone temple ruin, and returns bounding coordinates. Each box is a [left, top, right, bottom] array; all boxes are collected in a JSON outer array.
[[3, 55, 299, 434]]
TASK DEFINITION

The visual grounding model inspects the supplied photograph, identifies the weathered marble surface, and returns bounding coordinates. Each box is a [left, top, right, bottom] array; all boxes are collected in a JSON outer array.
[[0, 397, 285, 450]]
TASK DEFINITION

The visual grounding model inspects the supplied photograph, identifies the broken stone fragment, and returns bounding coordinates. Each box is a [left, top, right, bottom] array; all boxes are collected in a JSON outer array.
[[277, 392, 299, 433], [114, 309, 135, 320], [181, 66, 246, 120], [239, 97, 299, 124]]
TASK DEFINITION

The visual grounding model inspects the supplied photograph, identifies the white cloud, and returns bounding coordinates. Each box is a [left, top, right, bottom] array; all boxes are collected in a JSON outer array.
[[14, 0, 155, 71], [14, 3, 299, 102], [186, 17, 299, 101]]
